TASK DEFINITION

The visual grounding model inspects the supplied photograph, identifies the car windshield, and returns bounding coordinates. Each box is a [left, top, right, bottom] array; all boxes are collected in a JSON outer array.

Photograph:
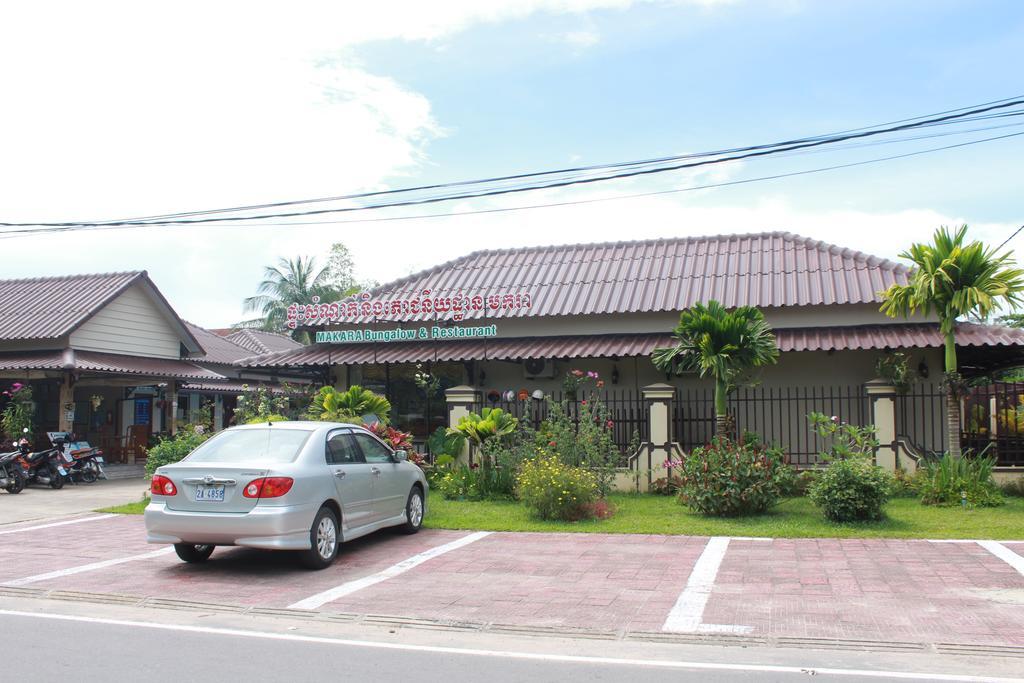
[[185, 428, 313, 464]]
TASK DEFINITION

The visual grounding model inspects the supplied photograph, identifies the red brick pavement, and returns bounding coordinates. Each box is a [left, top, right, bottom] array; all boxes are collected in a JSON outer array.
[[1, 515, 1023, 647]]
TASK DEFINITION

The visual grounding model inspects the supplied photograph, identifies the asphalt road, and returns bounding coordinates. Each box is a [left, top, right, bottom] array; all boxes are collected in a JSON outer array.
[[3, 607, 1021, 683]]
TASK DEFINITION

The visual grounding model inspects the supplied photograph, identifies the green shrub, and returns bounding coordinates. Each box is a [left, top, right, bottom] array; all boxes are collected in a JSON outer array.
[[676, 436, 790, 517], [433, 465, 475, 500], [307, 385, 391, 425], [244, 414, 288, 424], [516, 454, 598, 521], [145, 429, 210, 476], [917, 453, 1003, 507], [809, 458, 893, 522], [889, 467, 919, 498]]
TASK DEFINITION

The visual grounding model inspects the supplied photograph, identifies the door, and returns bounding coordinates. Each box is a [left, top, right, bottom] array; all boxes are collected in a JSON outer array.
[[352, 432, 407, 521], [325, 430, 375, 532]]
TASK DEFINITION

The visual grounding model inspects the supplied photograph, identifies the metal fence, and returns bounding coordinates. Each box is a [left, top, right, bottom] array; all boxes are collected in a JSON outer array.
[[894, 383, 948, 459], [473, 389, 648, 463], [673, 385, 871, 467], [960, 382, 1024, 466]]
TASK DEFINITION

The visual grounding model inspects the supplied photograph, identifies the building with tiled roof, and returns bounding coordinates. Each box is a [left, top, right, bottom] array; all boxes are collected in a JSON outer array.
[[244, 232, 1024, 464], [0, 272, 309, 461]]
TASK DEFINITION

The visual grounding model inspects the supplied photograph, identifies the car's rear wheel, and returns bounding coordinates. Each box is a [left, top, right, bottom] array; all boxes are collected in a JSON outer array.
[[174, 543, 215, 563], [299, 506, 339, 570], [398, 487, 424, 535]]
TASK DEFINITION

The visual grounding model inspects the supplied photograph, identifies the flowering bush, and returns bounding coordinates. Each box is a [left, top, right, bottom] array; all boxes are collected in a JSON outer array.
[[562, 368, 599, 396], [1, 383, 34, 440], [808, 412, 878, 461], [516, 454, 598, 521], [676, 436, 790, 516]]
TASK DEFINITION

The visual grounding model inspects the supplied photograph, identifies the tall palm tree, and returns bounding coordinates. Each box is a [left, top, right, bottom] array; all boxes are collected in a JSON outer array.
[[239, 256, 334, 341], [880, 225, 1024, 457], [652, 300, 779, 436]]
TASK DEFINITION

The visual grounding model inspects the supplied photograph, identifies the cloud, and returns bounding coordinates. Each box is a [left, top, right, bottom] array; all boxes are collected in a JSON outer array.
[[562, 29, 603, 49]]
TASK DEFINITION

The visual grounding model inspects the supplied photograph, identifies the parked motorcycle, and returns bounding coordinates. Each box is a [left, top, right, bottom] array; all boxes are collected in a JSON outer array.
[[0, 447, 25, 494], [15, 434, 67, 489], [49, 432, 106, 483]]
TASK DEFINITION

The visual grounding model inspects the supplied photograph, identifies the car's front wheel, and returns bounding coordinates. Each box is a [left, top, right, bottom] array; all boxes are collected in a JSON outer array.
[[174, 543, 215, 563], [398, 487, 424, 535], [299, 506, 339, 570]]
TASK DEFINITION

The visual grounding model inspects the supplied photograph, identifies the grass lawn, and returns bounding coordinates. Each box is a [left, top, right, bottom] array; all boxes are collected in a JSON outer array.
[[99, 499, 149, 515], [98, 493, 1024, 540], [425, 493, 1024, 540]]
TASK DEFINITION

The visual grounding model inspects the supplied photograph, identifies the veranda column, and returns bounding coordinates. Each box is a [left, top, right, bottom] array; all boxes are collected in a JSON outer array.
[[58, 372, 75, 433], [639, 383, 676, 493], [167, 383, 178, 436], [445, 385, 476, 465], [865, 379, 898, 472]]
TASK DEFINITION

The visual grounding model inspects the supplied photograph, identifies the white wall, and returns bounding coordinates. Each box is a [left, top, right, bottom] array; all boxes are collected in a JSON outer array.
[[70, 283, 182, 359]]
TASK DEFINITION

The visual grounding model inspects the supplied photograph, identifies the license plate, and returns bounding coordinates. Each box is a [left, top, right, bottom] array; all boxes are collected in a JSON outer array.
[[95, 457, 104, 463], [195, 485, 225, 502]]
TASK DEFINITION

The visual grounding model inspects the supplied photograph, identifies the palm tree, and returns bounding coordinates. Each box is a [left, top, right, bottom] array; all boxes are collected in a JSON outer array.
[[238, 256, 334, 341], [652, 300, 779, 436], [880, 225, 1024, 457]]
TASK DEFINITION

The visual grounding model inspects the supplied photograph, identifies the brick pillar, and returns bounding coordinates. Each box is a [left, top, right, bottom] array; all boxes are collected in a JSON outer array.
[[638, 383, 676, 493], [865, 379, 898, 472], [445, 385, 476, 465]]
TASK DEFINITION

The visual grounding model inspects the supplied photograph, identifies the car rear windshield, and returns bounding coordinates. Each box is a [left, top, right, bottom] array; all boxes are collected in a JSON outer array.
[[185, 429, 313, 464]]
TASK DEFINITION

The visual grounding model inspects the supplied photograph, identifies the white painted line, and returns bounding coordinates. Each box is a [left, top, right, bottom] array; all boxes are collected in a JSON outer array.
[[0, 610, 1017, 682], [662, 536, 750, 634], [0, 514, 116, 536], [288, 531, 492, 610], [978, 541, 1024, 576], [3, 547, 175, 586]]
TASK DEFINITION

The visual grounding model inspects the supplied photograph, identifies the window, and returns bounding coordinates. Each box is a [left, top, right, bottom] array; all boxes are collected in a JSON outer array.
[[326, 432, 362, 464], [186, 428, 313, 464], [354, 433, 392, 463]]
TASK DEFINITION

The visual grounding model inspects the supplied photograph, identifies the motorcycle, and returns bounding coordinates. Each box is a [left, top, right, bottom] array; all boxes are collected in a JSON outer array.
[[49, 432, 106, 483], [0, 446, 25, 494], [15, 433, 68, 489]]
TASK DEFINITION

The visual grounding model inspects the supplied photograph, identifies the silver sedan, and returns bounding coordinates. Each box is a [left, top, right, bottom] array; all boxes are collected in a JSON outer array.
[[144, 421, 428, 569]]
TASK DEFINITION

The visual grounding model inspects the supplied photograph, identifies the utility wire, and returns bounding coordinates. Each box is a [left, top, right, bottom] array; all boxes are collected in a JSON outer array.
[[997, 224, 1024, 251], [3, 129, 1019, 238], [4, 96, 1023, 228]]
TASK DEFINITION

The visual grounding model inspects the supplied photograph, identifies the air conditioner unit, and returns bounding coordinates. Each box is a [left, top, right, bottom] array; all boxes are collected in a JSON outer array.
[[523, 358, 556, 379]]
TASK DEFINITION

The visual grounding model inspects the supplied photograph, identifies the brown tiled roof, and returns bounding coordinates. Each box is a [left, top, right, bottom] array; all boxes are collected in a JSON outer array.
[[309, 232, 910, 326], [242, 323, 1024, 367], [0, 350, 224, 380], [186, 323, 255, 364], [226, 329, 303, 355], [0, 271, 203, 353]]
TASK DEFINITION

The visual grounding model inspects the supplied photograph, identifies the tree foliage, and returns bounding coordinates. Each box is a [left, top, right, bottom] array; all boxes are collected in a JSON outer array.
[[307, 385, 392, 425], [652, 300, 778, 433]]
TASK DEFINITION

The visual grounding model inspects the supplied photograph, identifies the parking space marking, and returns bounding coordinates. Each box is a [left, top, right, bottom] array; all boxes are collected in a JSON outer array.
[[288, 531, 492, 610], [0, 514, 115, 536], [3, 547, 175, 586], [662, 536, 770, 635], [977, 541, 1024, 576]]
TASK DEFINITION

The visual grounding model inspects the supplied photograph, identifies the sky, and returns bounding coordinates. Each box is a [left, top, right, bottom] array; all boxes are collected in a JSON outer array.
[[1, 0, 1022, 328]]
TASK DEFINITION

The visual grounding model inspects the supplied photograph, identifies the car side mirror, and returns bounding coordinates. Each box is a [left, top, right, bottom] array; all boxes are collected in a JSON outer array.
[[394, 449, 408, 462]]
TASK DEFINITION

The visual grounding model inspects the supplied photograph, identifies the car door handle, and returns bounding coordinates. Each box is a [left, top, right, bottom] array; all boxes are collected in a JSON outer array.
[[370, 467, 381, 476], [334, 470, 346, 479]]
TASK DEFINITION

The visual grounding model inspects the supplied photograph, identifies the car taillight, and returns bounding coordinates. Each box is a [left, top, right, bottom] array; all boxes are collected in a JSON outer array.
[[242, 477, 294, 499], [151, 475, 177, 496]]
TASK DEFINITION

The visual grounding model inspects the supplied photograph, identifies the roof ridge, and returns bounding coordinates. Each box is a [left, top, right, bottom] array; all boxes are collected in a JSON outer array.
[[0, 271, 145, 286]]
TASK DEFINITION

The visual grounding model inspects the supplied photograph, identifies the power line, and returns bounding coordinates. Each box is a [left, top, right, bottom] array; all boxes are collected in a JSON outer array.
[[3, 129, 1019, 238], [998, 224, 1024, 251], [4, 96, 1023, 229]]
